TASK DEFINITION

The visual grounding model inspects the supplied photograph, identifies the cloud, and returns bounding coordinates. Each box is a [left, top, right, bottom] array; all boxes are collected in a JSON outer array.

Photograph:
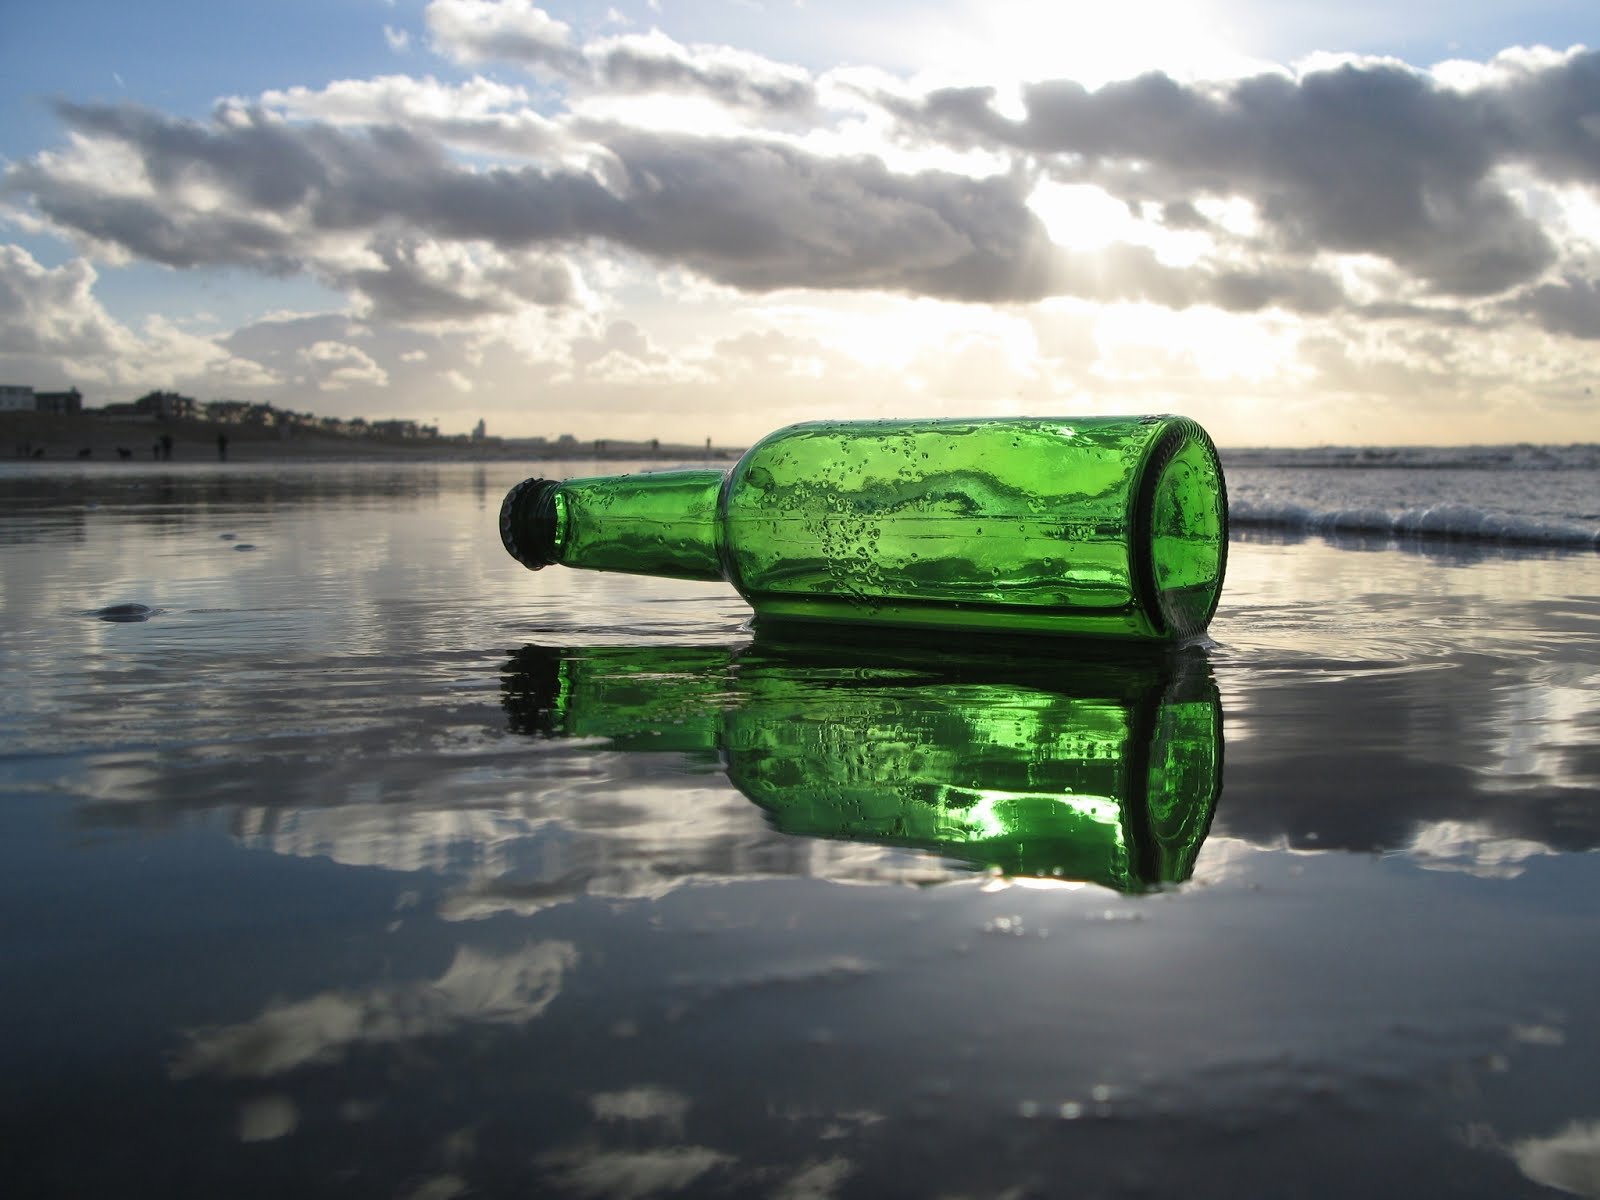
[[340, 234, 578, 322], [1514, 275, 1600, 339], [0, 246, 135, 358], [426, 0, 817, 114], [887, 49, 1600, 297], [212, 308, 591, 426], [302, 339, 390, 389], [10, 98, 588, 322], [581, 31, 818, 115], [12, 43, 1596, 327], [260, 74, 567, 160], [595, 132, 1055, 300], [572, 317, 651, 367], [0, 244, 280, 389], [11, 99, 1058, 306], [427, 0, 578, 72]]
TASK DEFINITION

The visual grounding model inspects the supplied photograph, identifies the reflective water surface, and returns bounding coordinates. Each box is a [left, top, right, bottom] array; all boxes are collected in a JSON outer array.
[[2, 462, 1598, 1198]]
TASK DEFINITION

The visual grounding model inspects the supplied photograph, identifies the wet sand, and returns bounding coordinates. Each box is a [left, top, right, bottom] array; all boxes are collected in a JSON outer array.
[[1, 463, 1597, 1197]]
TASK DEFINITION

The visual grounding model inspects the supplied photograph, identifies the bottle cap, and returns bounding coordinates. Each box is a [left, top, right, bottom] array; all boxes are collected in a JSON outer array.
[[499, 478, 561, 570]]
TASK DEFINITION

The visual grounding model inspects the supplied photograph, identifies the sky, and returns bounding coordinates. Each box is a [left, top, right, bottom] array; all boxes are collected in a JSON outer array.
[[0, 0, 1596, 446]]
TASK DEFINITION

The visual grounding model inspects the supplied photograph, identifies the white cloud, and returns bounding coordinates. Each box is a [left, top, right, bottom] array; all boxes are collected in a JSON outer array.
[[257, 74, 572, 162], [0, 245, 280, 390], [427, 0, 574, 68], [384, 24, 412, 53], [302, 339, 390, 389], [0, 246, 136, 359]]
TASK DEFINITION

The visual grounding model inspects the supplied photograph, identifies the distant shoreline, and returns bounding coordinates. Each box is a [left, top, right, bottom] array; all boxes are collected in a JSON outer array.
[[1, 412, 736, 464], [9, 411, 1592, 467]]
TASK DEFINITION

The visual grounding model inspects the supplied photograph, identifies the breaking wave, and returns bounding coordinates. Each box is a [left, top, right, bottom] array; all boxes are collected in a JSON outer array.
[[1230, 499, 1599, 548], [1224, 444, 1600, 472]]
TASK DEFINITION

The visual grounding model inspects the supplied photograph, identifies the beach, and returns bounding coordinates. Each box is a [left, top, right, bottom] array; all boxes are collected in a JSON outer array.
[[1, 458, 1597, 1197]]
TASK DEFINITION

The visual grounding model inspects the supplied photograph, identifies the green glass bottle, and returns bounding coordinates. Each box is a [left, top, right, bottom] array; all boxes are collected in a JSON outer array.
[[501, 637, 1223, 890], [501, 415, 1228, 642]]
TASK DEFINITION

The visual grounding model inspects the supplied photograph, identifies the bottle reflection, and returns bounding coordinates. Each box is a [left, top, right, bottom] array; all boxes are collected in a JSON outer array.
[[502, 637, 1224, 892]]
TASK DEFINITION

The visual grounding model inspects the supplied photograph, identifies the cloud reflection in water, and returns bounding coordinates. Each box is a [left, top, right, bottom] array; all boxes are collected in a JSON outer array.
[[173, 941, 576, 1079]]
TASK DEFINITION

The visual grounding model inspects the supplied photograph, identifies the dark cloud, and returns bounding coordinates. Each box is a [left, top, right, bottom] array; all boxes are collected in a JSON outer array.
[[53, 100, 338, 211], [1159, 199, 1210, 230], [9, 102, 1058, 305], [588, 40, 817, 115], [1208, 265, 1343, 314], [592, 132, 1054, 300], [1052, 242, 1347, 314], [4, 171, 302, 273], [891, 52, 1600, 297], [9, 102, 441, 272], [338, 236, 576, 323], [1491, 49, 1600, 187], [1513, 275, 1600, 340]]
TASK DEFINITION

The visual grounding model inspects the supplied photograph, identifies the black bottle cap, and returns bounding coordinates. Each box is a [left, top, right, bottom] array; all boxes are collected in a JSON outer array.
[[499, 478, 561, 570]]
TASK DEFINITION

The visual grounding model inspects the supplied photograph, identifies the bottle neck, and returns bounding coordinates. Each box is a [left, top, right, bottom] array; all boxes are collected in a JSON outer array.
[[501, 469, 727, 583]]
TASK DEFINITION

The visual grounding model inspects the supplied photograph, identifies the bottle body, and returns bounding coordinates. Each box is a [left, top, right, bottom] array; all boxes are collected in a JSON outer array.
[[501, 415, 1227, 642]]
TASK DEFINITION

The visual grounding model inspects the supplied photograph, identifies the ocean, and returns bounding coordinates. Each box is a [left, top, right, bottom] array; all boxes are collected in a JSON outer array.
[[1, 450, 1597, 1198], [1226, 443, 1600, 547]]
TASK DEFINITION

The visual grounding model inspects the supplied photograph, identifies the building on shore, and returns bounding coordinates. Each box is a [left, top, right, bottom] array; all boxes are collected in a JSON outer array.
[[101, 390, 200, 420], [36, 388, 82, 415], [0, 385, 82, 414]]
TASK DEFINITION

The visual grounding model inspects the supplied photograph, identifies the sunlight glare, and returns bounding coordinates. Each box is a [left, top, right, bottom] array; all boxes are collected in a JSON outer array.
[[1094, 304, 1305, 384], [920, 0, 1261, 87], [1030, 182, 1215, 265], [1028, 183, 1137, 251]]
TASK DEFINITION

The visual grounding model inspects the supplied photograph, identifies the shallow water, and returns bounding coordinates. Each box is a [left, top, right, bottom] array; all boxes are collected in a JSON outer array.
[[2, 461, 1598, 1198]]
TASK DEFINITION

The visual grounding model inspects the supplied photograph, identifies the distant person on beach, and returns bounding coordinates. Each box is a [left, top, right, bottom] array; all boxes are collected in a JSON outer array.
[[217, 433, 228, 462], [152, 443, 160, 460], [160, 433, 173, 461]]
